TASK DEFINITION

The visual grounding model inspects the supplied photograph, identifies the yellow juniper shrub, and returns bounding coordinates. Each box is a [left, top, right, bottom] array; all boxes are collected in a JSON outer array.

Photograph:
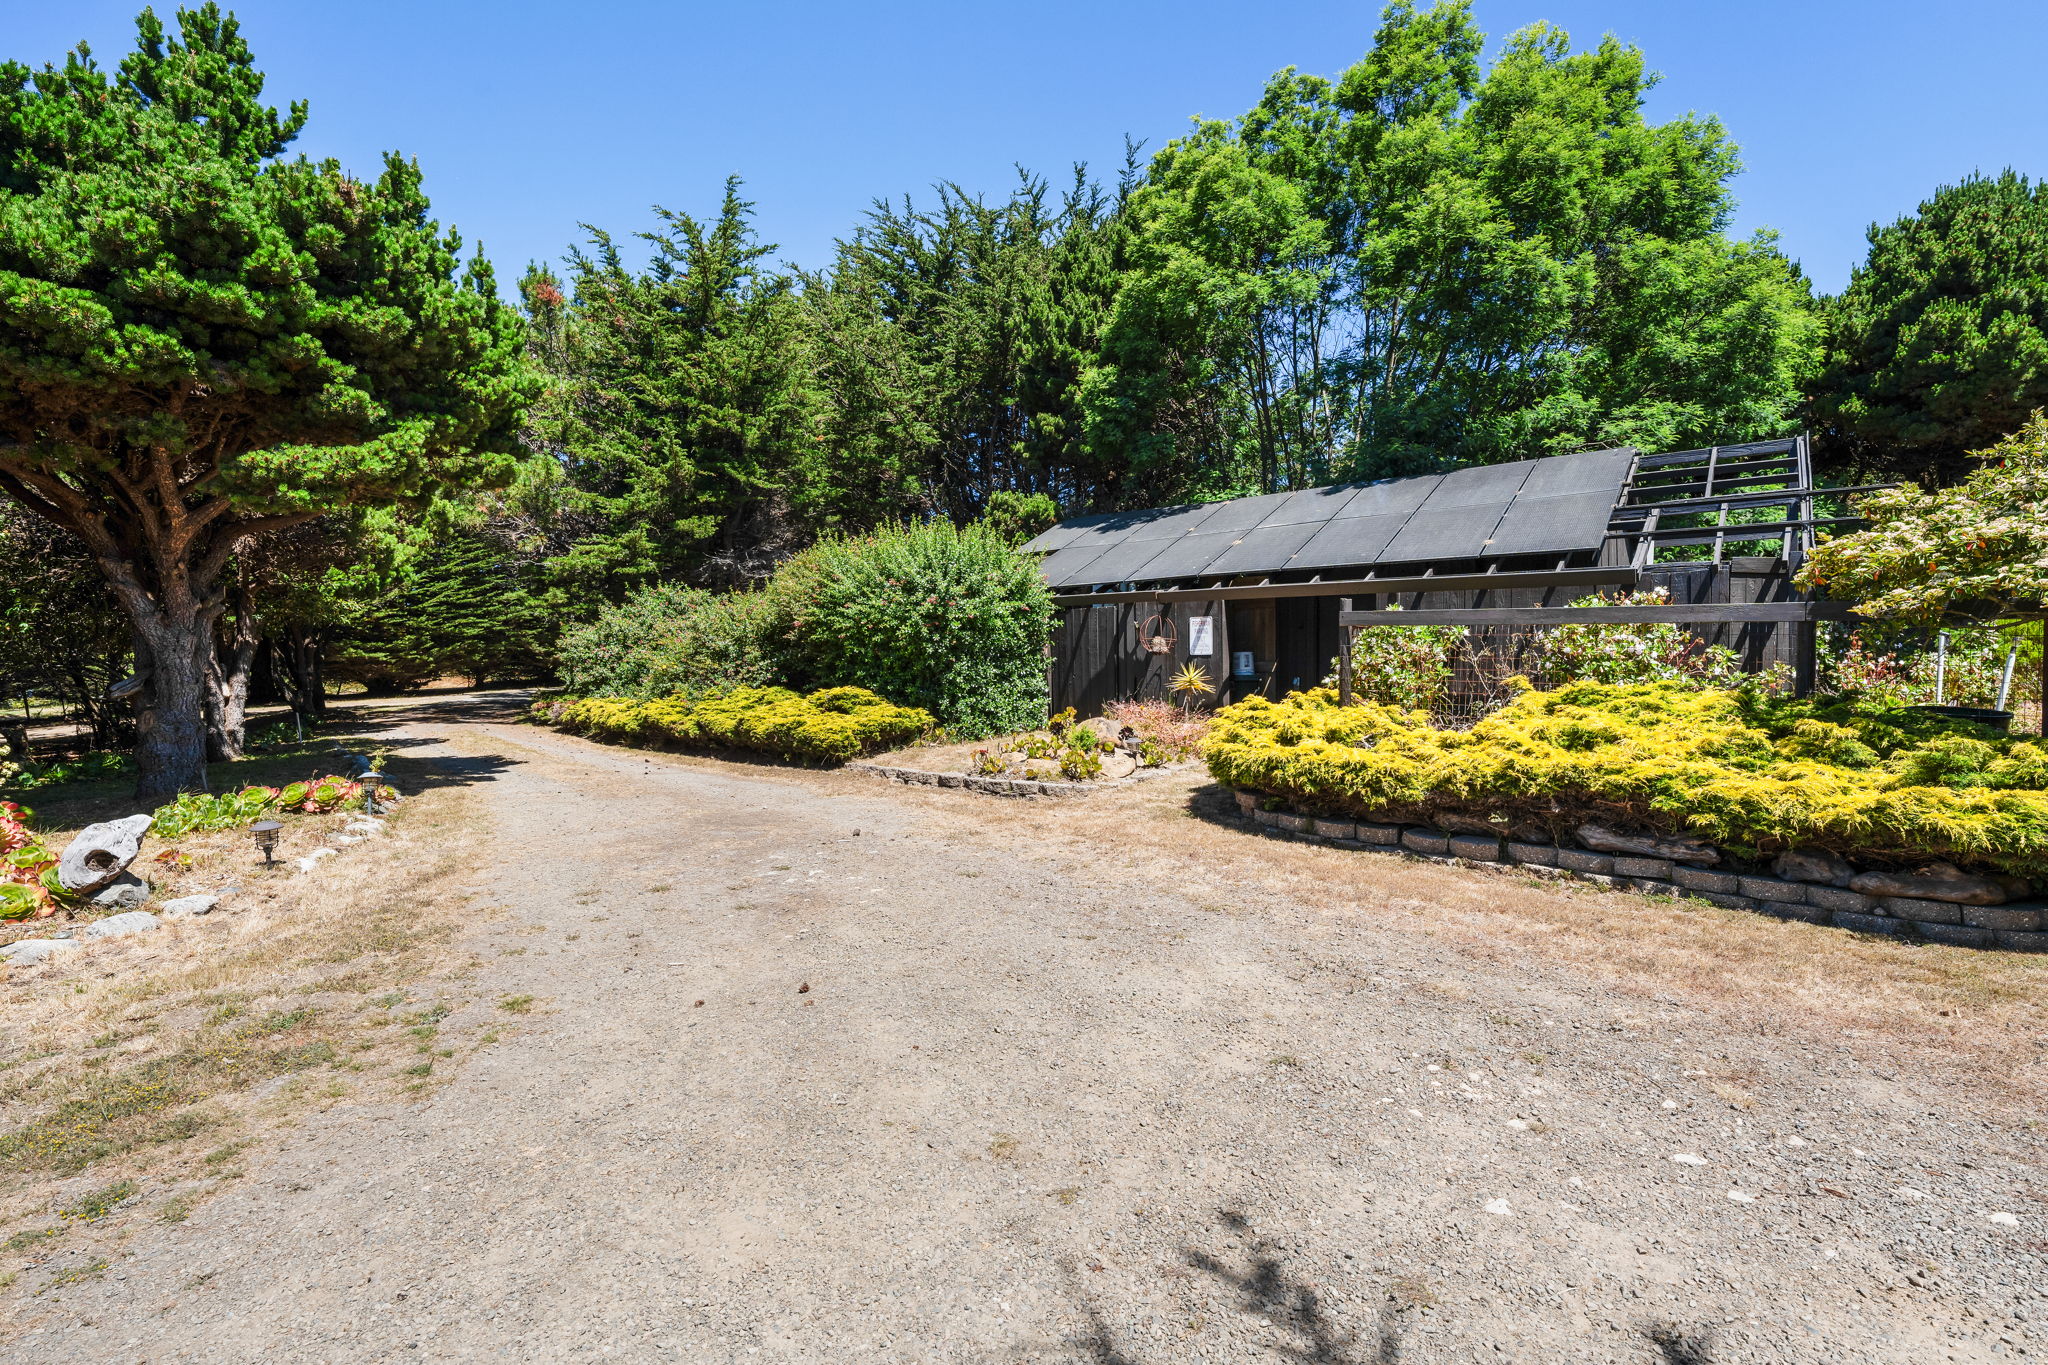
[[1204, 681, 2048, 876], [554, 686, 930, 764]]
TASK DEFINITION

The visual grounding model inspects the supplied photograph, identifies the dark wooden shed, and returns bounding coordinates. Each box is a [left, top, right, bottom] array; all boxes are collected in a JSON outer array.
[[1028, 438, 1868, 716]]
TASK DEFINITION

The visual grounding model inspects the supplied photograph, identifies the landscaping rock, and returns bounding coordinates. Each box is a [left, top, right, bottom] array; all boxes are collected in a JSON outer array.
[[1554, 849, 1614, 875], [1574, 823, 1719, 865], [1505, 842, 1557, 866], [1672, 866, 1739, 894], [1849, 863, 2008, 905], [1995, 931, 2048, 953], [1356, 822, 1403, 846], [56, 814, 153, 895], [159, 894, 220, 918], [1099, 752, 1139, 781], [86, 873, 150, 911], [1447, 833, 1502, 861], [344, 820, 384, 837], [1688, 890, 1758, 912], [1400, 828, 1450, 856], [1612, 856, 1673, 880], [1234, 791, 1259, 815], [297, 847, 337, 873], [1773, 849, 1857, 886], [1252, 808, 1284, 827], [1272, 812, 1310, 833], [1, 938, 81, 965], [1311, 818, 1357, 840], [83, 911, 161, 940]]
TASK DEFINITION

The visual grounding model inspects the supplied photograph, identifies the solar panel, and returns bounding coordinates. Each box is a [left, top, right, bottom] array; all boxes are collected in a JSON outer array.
[[1379, 502, 1512, 562], [1287, 514, 1410, 570], [1486, 490, 1619, 556], [1028, 448, 1635, 587], [1203, 522, 1322, 575]]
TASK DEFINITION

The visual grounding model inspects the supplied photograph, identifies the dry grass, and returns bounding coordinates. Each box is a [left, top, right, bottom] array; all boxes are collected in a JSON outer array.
[[877, 770, 2048, 1114], [0, 748, 500, 1301]]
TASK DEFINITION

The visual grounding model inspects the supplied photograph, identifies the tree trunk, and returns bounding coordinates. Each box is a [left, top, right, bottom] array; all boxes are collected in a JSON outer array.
[[275, 627, 327, 722], [130, 611, 215, 803], [206, 584, 258, 762]]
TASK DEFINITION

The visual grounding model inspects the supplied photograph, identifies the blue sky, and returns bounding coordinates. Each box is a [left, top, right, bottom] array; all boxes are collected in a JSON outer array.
[[12, 1, 2045, 296]]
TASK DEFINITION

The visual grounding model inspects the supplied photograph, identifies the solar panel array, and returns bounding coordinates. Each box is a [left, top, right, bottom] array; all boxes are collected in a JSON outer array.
[[1024, 448, 1636, 589]]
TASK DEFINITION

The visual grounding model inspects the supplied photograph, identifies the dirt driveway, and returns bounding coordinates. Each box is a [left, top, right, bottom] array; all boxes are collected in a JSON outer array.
[[15, 699, 2044, 1363]]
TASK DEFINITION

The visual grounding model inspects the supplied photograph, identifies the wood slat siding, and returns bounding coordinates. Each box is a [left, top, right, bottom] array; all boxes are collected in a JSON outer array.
[[1051, 600, 1229, 716]]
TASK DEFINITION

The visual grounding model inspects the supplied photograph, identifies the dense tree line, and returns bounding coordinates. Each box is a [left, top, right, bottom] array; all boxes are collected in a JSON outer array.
[[1, 1, 2044, 797]]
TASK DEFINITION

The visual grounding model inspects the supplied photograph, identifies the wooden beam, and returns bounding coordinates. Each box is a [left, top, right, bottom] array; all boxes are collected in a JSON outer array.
[[1337, 601, 1858, 627], [1049, 564, 1635, 607]]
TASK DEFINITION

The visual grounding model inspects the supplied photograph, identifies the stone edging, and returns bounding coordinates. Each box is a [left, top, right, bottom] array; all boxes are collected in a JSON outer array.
[[848, 760, 1195, 799], [1229, 791, 2048, 954]]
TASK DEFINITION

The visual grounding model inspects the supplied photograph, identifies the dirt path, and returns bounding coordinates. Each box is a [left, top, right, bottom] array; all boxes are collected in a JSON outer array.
[[15, 704, 2043, 1363]]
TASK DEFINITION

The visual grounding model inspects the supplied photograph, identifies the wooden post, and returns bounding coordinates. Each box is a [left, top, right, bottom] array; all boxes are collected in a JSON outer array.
[[1793, 621, 1817, 698], [1337, 598, 1354, 706]]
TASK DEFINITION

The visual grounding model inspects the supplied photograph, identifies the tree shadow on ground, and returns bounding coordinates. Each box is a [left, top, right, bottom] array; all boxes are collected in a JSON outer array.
[[1063, 1209, 1723, 1365]]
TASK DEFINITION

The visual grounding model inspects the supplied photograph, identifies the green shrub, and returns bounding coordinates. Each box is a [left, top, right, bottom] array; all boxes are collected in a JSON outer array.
[[769, 521, 1054, 738], [554, 584, 780, 699], [1205, 681, 2048, 876], [553, 686, 931, 764]]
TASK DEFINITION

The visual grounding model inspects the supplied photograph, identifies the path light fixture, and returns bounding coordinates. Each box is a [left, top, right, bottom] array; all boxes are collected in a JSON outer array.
[[361, 771, 385, 817], [251, 820, 283, 865]]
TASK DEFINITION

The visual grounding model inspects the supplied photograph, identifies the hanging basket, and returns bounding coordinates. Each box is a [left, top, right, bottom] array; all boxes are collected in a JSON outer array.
[[1136, 614, 1178, 656]]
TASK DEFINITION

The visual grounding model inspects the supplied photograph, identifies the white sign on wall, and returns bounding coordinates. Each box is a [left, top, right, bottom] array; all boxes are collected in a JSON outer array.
[[1187, 616, 1214, 656]]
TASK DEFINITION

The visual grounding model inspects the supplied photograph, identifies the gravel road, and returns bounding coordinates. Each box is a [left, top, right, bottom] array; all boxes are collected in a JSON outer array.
[[17, 700, 2044, 1363]]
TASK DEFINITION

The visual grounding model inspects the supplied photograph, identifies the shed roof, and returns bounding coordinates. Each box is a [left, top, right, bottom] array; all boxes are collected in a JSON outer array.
[[1025, 447, 1637, 590]]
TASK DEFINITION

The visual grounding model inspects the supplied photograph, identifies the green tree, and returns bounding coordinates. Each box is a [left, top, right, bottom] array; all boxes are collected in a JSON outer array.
[[328, 526, 552, 691], [0, 6, 533, 798], [1084, 1, 1819, 488], [531, 179, 816, 597], [1813, 172, 2048, 484]]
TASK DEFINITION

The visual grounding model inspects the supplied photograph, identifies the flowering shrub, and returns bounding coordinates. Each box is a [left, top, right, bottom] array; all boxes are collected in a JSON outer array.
[[1534, 590, 1771, 690], [551, 686, 931, 764], [1340, 608, 1463, 710], [1827, 629, 2017, 709], [1205, 682, 2048, 876], [1800, 414, 2048, 622]]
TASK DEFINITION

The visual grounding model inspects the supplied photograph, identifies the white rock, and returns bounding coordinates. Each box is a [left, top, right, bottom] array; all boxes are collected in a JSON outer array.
[[56, 814, 154, 894], [1482, 1198, 1513, 1216], [296, 847, 337, 873], [1894, 1187, 1932, 1201], [159, 894, 220, 918], [344, 821, 383, 836], [1726, 1189, 1757, 1203], [331, 834, 363, 845], [1669, 1153, 1708, 1166], [83, 911, 161, 940], [1, 938, 81, 965], [1990, 1211, 2021, 1228]]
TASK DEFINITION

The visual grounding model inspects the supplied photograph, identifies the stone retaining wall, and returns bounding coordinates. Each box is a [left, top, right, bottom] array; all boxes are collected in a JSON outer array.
[[1229, 790, 2048, 953]]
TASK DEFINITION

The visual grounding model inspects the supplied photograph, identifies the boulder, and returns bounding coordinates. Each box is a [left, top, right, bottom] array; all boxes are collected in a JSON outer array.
[[1435, 812, 1511, 837], [1773, 849, 1857, 887], [86, 873, 150, 911], [1848, 862, 2008, 906], [1574, 823, 1719, 866], [159, 894, 220, 918], [1, 938, 81, 965], [1099, 751, 1139, 781], [56, 814, 153, 895], [82, 911, 161, 940]]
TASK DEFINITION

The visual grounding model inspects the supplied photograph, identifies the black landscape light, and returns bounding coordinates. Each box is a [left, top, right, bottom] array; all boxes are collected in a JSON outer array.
[[251, 820, 283, 864]]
